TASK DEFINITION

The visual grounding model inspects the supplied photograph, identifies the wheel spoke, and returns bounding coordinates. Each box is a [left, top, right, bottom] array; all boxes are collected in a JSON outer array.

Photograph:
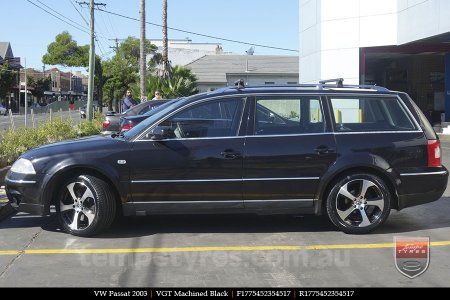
[[367, 197, 384, 210], [359, 180, 375, 199], [82, 209, 95, 226], [60, 202, 74, 213], [358, 208, 372, 227], [69, 211, 81, 230], [337, 206, 356, 221], [80, 187, 95, 202], [66, 183, 78, 201], [338, 183, 356, 201]]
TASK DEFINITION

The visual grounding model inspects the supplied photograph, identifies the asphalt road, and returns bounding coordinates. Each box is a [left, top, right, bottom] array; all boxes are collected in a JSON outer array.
[[0, 110, 82, 132], [1, 136, 450, 287]]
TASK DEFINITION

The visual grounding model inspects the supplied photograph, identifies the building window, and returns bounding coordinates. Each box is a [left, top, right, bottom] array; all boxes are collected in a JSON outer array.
[[265, 82, 275, 85], [287, 82, 297, 84]]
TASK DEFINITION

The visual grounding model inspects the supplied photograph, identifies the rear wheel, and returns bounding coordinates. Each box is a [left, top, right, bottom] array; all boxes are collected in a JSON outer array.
[[56, 175, 116, 237], [326, 173, 391, 234]]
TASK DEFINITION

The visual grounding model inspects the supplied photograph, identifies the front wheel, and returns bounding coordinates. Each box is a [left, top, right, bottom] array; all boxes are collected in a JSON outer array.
[[56, 175, 116, 237], [326, 173, 391, 234]]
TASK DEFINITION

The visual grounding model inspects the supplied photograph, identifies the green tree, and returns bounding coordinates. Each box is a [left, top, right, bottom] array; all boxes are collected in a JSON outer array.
[[43, 32, 106, 107], [42, 31, 88, 67], [28, 75, 52, 101], [0, 64, 16, 102], [102, 37, 157, 110], [140, 66, 198, 99]]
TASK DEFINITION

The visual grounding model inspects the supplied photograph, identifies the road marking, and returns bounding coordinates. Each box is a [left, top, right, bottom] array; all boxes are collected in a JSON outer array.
[[0, 241, 450, 256]]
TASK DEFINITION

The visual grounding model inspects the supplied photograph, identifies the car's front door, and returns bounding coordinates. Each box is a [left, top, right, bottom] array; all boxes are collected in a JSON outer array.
[[243, 95, 337, 210], [129, 97, 247, 211]]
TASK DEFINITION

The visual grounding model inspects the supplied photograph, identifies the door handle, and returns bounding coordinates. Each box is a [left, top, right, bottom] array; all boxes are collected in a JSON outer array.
[[314, 146, 335, 155], [220, 149, 240, 159]]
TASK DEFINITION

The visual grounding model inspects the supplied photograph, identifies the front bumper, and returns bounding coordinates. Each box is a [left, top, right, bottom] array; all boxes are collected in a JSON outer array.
[[5, 172, 46, 215], [397, 167, 448, 210]]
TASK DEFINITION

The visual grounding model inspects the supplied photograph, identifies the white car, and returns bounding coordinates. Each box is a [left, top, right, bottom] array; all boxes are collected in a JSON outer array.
[[0, 104, 7, 116]]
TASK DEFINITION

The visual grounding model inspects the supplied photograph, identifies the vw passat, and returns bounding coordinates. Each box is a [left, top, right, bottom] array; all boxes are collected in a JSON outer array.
[[5, 79, 448, 236]]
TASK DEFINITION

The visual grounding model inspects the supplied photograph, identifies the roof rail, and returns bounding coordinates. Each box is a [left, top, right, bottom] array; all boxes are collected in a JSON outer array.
[[228, 78, 390, 92]]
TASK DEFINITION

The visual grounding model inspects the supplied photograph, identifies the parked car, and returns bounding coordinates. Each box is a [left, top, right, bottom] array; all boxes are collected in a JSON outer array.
[[119, 99, 179, 133], [79, 106, 86, 118], [102, 100, 170, 134], [0, 104, 7, 116], [79, 105, 97, 119], [5, 79, 448, 236]]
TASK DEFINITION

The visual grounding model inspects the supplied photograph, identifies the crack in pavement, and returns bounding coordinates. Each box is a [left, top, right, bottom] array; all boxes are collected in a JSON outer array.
[[0, 217, 55, 280]]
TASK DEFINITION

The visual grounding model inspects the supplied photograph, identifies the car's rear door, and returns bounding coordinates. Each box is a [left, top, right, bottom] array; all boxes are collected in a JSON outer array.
[[243, 94, 337, 210]]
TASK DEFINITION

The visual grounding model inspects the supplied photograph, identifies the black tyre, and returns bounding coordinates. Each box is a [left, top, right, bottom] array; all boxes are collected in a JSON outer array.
[[56, 175, 116, 237], [326, 173, 391, 234]]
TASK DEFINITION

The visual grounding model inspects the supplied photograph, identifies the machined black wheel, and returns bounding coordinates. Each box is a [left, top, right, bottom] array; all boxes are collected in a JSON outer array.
[[56, 175, 116, 237], [326, 173, 391, 234]]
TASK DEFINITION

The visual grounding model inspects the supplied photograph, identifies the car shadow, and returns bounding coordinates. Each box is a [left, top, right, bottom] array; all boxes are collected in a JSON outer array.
[[2, 197, 450, 238], [37, 214, 338, 238]]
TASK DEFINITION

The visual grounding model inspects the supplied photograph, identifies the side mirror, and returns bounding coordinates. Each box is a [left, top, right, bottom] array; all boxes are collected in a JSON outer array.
[[148, 126, 172, 140]]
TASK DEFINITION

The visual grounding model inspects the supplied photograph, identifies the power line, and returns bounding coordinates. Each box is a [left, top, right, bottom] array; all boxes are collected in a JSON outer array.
[[97, 8, 299, 53], [69, 0, 89, 26], [36, 0, 87, 30], [26, 0, 90, 35]]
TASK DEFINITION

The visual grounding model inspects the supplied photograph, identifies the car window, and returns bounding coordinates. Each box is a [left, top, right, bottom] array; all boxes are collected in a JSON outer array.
[[157, 98, 245, 139], [330, 96, 416, 132], [255, 97, 324, 135]]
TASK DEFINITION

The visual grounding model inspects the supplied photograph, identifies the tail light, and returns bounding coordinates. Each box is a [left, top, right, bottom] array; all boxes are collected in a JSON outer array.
[[121, 123, 134, 132], [102, 120, 110, 129], [427, 140, 441, 167]]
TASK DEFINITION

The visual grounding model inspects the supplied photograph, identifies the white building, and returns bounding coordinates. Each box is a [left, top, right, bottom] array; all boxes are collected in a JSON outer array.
[[300, 0, 450, 121], [149, 38, 225, 66], [187, 55, 299, 92]]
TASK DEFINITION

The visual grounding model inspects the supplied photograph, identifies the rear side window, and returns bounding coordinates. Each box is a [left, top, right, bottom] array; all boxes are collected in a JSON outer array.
[[255, 96, 325, 135], [329, 96, 417, 132]]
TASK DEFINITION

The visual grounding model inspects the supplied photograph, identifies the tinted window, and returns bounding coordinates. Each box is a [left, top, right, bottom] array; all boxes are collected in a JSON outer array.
[[330, 96, 416, 132], [158, 98, 245, 139], [255, 97, 324, 135]]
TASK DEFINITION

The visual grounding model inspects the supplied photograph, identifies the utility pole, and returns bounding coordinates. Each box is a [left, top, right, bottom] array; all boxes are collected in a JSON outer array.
[[86, 0, 96, 120], [24, 58, 28, 127], [78, 0, 106, 120], [140, 0, 146, 101]]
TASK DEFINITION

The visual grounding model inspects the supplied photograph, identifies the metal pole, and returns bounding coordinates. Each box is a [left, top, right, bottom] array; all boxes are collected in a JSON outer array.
[[140, 0, 146, 101], [87, 0, 96, 120]]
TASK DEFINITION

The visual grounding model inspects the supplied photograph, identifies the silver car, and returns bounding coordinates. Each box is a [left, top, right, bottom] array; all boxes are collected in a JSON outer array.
[[0, 104, 7, 116]]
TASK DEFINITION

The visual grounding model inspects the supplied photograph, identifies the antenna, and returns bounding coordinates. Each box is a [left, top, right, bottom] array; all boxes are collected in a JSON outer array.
[[234, 79, 245, 89], [246, 46, 255, 55]]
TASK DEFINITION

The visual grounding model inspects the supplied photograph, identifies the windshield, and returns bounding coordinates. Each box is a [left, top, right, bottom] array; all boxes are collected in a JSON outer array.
[[122, 98, 186, 139]]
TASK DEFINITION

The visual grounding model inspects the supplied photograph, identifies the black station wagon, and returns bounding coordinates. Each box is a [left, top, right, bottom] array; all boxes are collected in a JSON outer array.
[[5, 79, 448, 236]]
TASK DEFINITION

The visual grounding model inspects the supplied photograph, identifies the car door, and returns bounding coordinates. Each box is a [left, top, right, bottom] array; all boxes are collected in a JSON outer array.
[[129, 96, 247, 211], [243, 95, 337, 210]]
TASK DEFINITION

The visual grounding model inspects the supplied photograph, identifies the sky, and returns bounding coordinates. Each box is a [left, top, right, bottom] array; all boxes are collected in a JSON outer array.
[[2, 0, 299, 72]]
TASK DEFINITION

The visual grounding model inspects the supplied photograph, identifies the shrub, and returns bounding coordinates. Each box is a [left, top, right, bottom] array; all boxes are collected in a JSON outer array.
[[0, 115, 102, 168]]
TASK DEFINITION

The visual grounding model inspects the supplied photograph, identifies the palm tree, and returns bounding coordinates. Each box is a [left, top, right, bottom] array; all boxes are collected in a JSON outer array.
[[158, 0, 172, 79], [147, 66, 198, 98]]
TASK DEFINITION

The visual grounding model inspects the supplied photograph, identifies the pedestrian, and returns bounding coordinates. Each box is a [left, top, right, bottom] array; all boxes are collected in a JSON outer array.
[[152, 90, 162, 100], [122, 89, 137, 112]]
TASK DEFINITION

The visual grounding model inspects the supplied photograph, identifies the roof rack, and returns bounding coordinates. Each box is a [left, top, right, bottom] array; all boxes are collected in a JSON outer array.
[[319, 78, 344, 88], [229, 78, 390, 92]]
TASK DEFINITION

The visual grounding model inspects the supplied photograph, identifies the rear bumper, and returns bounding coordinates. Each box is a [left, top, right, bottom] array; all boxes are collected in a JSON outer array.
[[397, 168, 448, 210]]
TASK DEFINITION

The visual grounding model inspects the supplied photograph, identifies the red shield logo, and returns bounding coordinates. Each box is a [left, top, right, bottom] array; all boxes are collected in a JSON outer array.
[[394, 236, 429, 278]]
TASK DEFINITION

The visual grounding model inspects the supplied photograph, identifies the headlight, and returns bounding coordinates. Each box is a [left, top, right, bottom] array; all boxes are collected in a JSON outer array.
[[10, 158, 36, 175]]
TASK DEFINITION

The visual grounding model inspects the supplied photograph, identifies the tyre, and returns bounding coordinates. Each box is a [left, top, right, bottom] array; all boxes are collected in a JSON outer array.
[[326, 173, 391, 234], [56, 175, 116, 237]]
